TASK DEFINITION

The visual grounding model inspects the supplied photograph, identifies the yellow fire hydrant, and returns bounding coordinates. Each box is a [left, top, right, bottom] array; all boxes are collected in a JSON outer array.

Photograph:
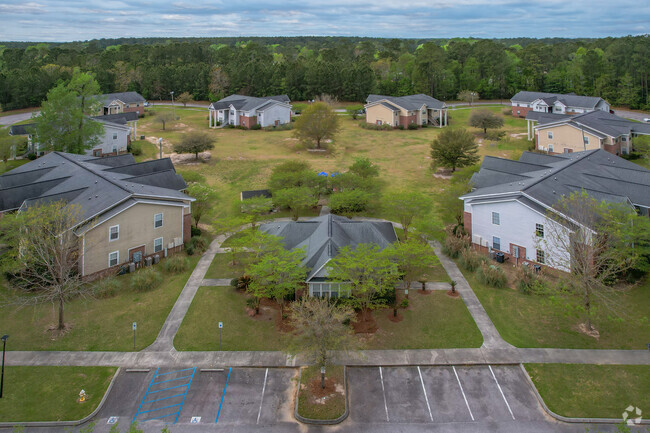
[[79, 389, 86, 402]]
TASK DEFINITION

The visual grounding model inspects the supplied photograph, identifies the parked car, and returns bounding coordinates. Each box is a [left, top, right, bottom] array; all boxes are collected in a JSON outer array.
[[144, 102, 151, 107], [643, 118, 650, 123]]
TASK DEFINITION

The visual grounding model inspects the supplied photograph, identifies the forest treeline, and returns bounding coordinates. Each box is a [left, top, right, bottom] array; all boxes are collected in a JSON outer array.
[[0, 36, 648, 111]]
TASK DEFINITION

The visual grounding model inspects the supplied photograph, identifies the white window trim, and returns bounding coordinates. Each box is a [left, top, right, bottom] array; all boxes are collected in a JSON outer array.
[[154, 213, 163, 228], [493, 236, 501, 251], [109, 224, 119, 242], [109, 251, 119, 267], [536, 223, 545, 238], [492, 211, 500, 225], [547, 131, 553, 139], [548, 144, 554, 153], [154, 237, 163, 253]]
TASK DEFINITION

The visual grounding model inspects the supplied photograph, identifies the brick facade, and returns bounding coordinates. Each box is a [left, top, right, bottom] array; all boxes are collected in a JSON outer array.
[[124, 106, 144, 115], [463, 211, 472, 237], [82, 245, 184, 282], [399, 114, 416, 126], [512, 106, 532, 118], [240, 115, 257, 129]]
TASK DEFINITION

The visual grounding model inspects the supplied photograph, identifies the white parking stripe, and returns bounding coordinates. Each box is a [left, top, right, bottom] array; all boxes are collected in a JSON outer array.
[[452, 366, 475, 421], [489, 365, 515, 420], [417, 366, 434, 422], [256, 368, 268, 425], [378, 367, 390, 422]]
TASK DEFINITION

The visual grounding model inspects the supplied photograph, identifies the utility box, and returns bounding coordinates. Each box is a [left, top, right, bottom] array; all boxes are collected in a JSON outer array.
[[153, 254, 160, 264], [145, 257, 153, 267], [129, 262, 135, 273]]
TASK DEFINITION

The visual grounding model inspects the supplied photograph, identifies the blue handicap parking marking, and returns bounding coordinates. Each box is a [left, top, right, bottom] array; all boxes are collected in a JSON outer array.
[[215, 367, 232, 424], [133, 367, 197, 424]]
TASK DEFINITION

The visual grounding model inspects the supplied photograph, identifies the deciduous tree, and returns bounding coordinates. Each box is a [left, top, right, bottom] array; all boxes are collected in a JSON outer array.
[[382, 191, 432, 240], [387, 238, 440, 290], [186, 183, 217, 227], [272, 187, 318, 221], [173, 132, 215, 159], [430, 128, 479, 172], [293, 102, 340, 150], [240, 195, 274, 229], [469, 109, 504, 134], [176, 91, 193, 107], [457, 90, 479, 105], [154, 111, 174, 131]]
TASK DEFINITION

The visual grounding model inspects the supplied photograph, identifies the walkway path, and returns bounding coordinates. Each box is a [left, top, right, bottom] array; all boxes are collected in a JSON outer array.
[[429, 240, 514, 349]]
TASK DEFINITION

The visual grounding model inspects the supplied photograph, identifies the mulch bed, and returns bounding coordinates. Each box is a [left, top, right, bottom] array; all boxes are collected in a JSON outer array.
[[418, 289, 432, 296], [352, 310, 378, 334], [387, 311, 404, 322], [308, 376, 339, 399], [446, 290, 460, 298]]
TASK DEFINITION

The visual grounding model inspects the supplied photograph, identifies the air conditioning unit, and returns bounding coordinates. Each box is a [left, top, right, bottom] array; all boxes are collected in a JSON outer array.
[[167, 242, 175, 250], [174, 237, 183, 247], [472, 234, 482, 245]]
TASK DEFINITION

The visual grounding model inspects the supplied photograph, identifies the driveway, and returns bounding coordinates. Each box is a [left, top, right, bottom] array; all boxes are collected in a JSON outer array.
[[0, 111, 38, 127]]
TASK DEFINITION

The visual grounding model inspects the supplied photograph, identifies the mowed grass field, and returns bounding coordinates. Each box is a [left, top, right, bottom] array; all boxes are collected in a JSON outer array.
[[137, 105, 530, 227]]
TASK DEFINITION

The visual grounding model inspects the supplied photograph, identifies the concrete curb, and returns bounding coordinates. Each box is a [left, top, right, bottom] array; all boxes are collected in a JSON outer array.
[[0, 367, 121, 428], [519, 364, 649, 425], [293, 366, 349, 425]]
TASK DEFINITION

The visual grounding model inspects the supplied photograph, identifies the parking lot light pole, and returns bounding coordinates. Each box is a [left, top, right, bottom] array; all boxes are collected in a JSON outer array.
[[1, 334, 8, 398], [321, 366, 326, 389], [170, 91, 175, 120]]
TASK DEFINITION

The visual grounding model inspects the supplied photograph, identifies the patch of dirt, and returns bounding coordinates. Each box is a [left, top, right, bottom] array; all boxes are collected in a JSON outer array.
[[418, 289, 432, 295], [387, 311, 404, 322], [510, 132, 528, 138], [169, 152, 212, 164], [46, 323, 73, 339], [283, 138, 299, 141], [433, 168, 453, 180], [352, 310, 378, 334], [577, 322, 600, 339], [176, 123, 188, 128], [446, 290, 460, 298], [306, 376, 343, 401], [276, 308, 295, 333], [477, 138, 484, 147]]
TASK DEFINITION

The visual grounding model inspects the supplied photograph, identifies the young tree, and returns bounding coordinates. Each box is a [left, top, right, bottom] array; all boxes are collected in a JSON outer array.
[[457, 90, 479, 106], [173, 132, 215, 160], [327, 244, 399, 320], [329, 190, 371, 215], [246, 247, 307, 316], [186, 183, 217, 227], [293, 102, 340, 150], [35, 71, 104, 154], [539, 190, 650, 332], [176, 92, 193, 107], [382, 191, 432, 240], [154, 111, 174, 130], [272, 187, 318, 221], [0, 135, 22, 163], [348, 157, 380, 179], [469, 109, 504, 134], [436, 165, 478, 227], [0, 202, 88, 331], [240, 195, 274, 229], [430, 128, 479, 172], [289, 297, 355, 373], [387, 238, 440, 290]]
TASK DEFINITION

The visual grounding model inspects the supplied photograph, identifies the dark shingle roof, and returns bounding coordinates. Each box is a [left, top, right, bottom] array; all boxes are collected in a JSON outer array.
[[92, 111, 139, 124], [99, 92, 145, 106], [209, 94, 291, 112], [511, 91, 605, 109], [463, 150, 650, 211], [241, 189, 272, 200], [9, 123, 36, 136], [0, 152, 191, 221], [366, 94, 446, 110], [532, 110, 650, 138], [259, 214, 397, 281]]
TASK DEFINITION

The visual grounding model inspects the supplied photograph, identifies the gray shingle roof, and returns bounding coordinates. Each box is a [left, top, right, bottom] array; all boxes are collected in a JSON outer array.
[[259, 214, 398, 281], [510, 91, 605, 109], [532, 110, 650, 138], [463, 149, 650, 211], [209, 94, 291, 112], [9, 123, 36, 136], [0, 152, 191, 223], [99, 92, 146, 107], [366, 94, 446, 110], [92, 111, 139, 124]]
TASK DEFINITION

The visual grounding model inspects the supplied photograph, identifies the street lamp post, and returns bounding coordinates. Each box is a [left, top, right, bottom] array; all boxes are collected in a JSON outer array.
[[170, 91, 175, 120], [0, 334, 8, 399]]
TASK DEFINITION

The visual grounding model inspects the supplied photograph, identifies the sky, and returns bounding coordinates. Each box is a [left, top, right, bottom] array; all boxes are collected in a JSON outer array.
[[0, 0, 648, 42]]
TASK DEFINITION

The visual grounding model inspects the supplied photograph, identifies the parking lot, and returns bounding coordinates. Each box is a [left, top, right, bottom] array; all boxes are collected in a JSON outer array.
[[95, 367, 297, 428], [347, 365, 545, 424]]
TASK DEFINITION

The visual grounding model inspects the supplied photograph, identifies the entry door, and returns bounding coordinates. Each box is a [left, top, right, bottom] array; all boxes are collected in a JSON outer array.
[[129, 246, 146, 266]]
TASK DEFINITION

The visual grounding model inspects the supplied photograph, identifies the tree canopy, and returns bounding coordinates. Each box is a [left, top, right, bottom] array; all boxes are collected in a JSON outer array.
[[172, 131, 215, 159], [430, 128, 479, 172], [293, 102, 340, 150], [469, 109, 505, 134]]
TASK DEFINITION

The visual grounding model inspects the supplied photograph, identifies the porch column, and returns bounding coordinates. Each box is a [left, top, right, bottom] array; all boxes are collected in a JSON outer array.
[[209, 109, 213, 128], [444, 109, 447, 126], [134, 121, 137, 139], [439, 110, 442, 128]]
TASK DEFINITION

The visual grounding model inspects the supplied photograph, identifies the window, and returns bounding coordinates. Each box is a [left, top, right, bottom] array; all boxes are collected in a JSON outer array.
[[154, 213, 163, 228], [621, 136, 627, 142], [536, 249, 545, 264], [517, 110, 521, 115], [109, 225, 119, 241], [109, 251, 119, 267], [112, 133, 118, 140], [492, 212, 500, 225], [154, 237, 163, 253], [547, 131, 553, 139], [493, 236, 501, 251], [536, 223, 544, 238], [583, 135, 589, 145], [548, 144, 554, 153]]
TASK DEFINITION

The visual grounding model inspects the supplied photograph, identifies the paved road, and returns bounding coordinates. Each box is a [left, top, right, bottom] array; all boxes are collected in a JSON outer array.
[[0, 111, 38, 126], [2, 365, 630, 433]]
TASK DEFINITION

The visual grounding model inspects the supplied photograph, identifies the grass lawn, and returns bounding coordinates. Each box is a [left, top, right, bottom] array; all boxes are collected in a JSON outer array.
[[174, 287, 287, 351], [297, 365, 346, 420], [0, 366, 116, 422], [525, 364, 650, 419], [367, 291, 483, 349], [0, 107, 39, 118], [0, 255, 199, 351], [0, 159, 28, 174], [463, 269, 650, 350], [205, 252, 251, 279]]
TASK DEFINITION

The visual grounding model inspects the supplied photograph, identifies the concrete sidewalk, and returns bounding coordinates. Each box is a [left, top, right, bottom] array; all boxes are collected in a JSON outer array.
[[5, 347, 648, 368]]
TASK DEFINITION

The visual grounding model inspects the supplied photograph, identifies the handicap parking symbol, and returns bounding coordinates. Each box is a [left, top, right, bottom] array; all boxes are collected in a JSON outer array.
[[107, 417, 118, 425], [191, 416, 201, 424]]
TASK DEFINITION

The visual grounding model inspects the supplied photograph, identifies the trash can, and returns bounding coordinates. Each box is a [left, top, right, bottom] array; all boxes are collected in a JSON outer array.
[[496, 252, 505, 263]]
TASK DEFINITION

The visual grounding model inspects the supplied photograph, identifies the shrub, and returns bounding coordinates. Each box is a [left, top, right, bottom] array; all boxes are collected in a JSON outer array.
[[250, 123, 262, 130], [475, 263, 507, 288], [178, 171, 206, 184], [407, 123, 418, 130], [235, 125, 247, 130], [93, 278, 121, 299], [502, 108, 512, 116], [329, 190, 370, 214], [245, 296, 257, 309], [185, 244, 195, 256], [359, 122, 393, 131], [421, 123, 428, 128], [459, 248, 486, 272], [186, 236, 208, 255], [485, 129, 506, 141], [517, 265, 548, 295], [400, 298, 409, 309], [190, 226, 202, 237], [162, 255, 188, 273], [263, 123, 292, 131], [233, 274, 251, 291], [27, 153, 37, 160], [442, 226, 470, 258], [397, 125, 405, 130], [130, 142, 143, 156], [130, 267, 163, 292]]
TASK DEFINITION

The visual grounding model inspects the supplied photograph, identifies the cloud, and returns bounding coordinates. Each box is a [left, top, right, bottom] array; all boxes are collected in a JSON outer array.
[[0, 0, 647, 41]]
